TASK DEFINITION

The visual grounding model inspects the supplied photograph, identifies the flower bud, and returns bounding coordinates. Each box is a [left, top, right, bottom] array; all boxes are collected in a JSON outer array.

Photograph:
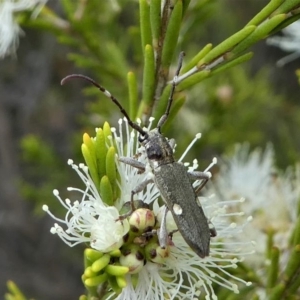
[[129, 208, 155, 233], [144, 240, 170, 264], [120, 245, 145, 274]]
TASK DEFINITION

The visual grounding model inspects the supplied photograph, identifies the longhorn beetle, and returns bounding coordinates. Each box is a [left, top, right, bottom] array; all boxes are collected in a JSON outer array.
[[61, 52, 216, 258]]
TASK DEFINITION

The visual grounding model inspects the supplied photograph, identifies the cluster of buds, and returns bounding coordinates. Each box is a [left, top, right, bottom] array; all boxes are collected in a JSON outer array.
[[83, 199, 172, 295]]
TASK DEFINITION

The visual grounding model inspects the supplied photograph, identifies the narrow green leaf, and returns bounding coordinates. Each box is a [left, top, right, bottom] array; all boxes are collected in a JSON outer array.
[[246, 0, 284, 26], [140, 0, 152, 52], [153, 84, 171, 122], [210, 52, 253, 76], [291, 216, 300, 246], [269, 13, 300, 36], [181, 44, 213, 73], [269, 283, 285, 300], [202, 25, 256, 64], [142, 44, 156, 108], [150, 0, 161, 49], [177, 70, 211, 91], [275, 0, 300, 14], [161, 0, 183, 70], [127, 72, 138, 120], [232, 14, 287, 54], [284, 245, 300, 279], [286, 267, 300, 294], [163, 95, 186, 132], [182, 0, 192, 16]]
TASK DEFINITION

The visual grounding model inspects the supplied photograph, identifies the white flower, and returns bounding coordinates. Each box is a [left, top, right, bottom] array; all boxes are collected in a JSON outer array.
[[43, 161, 130, 253], [267, 20, 300, 66], [0, 0, 47, 58], [207, 143, 299, 267], [44, 118, 254, 300]]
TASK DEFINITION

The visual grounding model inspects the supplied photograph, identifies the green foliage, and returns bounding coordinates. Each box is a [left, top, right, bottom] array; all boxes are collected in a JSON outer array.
[[5, 281, 28, 300], [14, 0, 300, 299], [20, 135, 71, 215]]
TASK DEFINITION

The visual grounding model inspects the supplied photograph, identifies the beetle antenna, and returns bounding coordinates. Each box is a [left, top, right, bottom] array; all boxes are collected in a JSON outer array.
[[61, 74, 147, 136], [157, 51, 185, 131]]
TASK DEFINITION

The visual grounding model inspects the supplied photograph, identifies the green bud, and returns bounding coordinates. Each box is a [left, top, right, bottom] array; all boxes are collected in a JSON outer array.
[[81, 143, 99, 187], [108, 274, 122, 295], [106, 146, 117, 196], [103, 122, 112, 144], [95, 128, 107, 179], [105, 264, 130, 276], [91, 254, 110, 273], [84, 266, 97, 278], [129, 208, 156, 233], [85, 248, 104, 262], [84, 273, 108, 287], [100, 175, 114, 206], [116, 275, 127, 289], [109, 249, 122, 257]]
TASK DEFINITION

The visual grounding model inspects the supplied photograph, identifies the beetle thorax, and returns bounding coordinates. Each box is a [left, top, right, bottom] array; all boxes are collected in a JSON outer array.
[[140, 129, 174, 168]]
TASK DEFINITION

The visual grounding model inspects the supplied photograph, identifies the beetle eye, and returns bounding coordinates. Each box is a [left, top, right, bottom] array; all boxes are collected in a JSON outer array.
[[138, 133, 148, 143]]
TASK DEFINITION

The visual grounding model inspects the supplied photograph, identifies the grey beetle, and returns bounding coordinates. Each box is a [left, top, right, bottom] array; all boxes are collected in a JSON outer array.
[[61, 52, 216, 258]]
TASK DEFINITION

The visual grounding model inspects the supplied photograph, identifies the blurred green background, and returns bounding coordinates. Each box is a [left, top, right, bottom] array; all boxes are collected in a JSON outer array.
[[0, 0, 299, 299]]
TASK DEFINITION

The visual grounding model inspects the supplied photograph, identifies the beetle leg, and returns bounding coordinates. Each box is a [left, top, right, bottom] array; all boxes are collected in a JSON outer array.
[[209, 220, 217, 237], [119, 156, 146, 172], [188, 171, 211, 195], [118, 178, 153, 220], [158, 206, 169, 249]]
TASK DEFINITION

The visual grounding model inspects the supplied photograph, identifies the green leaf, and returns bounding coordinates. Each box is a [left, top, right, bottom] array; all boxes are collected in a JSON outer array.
[[161, 0, 183, 70], [139, 0, 152, 52]]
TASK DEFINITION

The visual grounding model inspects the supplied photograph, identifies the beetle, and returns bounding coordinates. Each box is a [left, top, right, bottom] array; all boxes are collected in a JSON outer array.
[[61, 52, 216, 258]]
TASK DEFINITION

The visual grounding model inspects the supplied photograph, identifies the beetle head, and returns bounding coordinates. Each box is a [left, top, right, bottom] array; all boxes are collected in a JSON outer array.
[[139, 129, 174, 166]]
